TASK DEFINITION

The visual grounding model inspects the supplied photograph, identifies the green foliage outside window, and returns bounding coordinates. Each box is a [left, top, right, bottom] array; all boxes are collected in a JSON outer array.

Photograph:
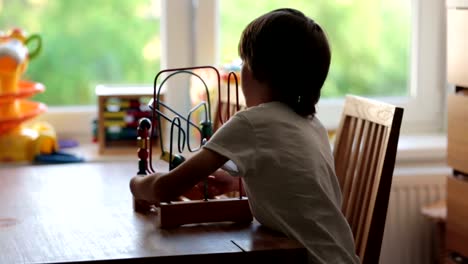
[[0, 0, 160, 106], [0, 0, 410, 105], [220, 0, 411, 98]]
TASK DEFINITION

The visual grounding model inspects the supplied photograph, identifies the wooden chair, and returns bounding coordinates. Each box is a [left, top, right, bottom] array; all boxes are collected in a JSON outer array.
[[333, 95, 404, 264]]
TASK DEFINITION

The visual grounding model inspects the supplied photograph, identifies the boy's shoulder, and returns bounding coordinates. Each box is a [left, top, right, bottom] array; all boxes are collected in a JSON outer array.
[[239, 101, 292, 119], [238, 101, 309, 125], [236, 101, 328, 139]]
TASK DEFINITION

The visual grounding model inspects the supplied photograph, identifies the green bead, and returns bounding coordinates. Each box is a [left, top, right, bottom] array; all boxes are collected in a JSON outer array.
[[200, 121, 213, 140], [170, 154, 186, 170]]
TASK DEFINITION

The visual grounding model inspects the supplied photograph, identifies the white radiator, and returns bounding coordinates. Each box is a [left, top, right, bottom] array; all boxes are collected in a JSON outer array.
[[379, 171, 448, 264]]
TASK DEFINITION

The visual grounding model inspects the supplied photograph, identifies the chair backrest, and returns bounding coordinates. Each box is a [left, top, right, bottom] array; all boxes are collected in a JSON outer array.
[[333, 95, 404, 264]]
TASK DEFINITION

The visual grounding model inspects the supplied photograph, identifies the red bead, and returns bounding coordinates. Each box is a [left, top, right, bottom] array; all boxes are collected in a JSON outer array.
[[138, 149, 148, 160], [138, 128, 149, 138]]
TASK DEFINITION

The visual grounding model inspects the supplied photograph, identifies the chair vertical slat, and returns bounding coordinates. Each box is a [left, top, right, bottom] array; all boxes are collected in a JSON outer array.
[[343, 118, 365, 219], [347, 120, 371, 231], [350, 121, 376, 231], [336, 117, 357, 191], [357, 125, 387, 259], [341, 118, 361, 212], [354, 123, 384, 254], [334, 116, 352, 188]]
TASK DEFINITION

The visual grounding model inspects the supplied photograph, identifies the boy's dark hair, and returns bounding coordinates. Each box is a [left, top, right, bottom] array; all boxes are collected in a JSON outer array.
[[239, 8, 331, 117]]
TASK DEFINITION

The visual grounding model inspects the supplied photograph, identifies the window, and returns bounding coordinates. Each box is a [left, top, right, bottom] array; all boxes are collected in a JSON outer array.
[[1, 0, 446, 138], [220, 0, 411, 98], [0, 0, 161, 106], [197, 0, 447, 133]]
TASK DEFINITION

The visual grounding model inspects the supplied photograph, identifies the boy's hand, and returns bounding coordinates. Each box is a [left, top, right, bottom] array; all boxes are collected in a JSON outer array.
[[197, 169, 237, 197], [181, 170, 236, 200], [129, 173, 164, 205], [129, 149, 230, 203]]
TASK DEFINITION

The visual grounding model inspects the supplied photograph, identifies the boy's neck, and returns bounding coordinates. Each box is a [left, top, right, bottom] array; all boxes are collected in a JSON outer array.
[[246, 97, 273, 107], [245, 84, 273, 108]]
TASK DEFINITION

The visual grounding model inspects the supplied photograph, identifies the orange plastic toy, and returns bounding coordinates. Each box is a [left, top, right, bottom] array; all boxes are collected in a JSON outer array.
[[0, 28, 58, 162]]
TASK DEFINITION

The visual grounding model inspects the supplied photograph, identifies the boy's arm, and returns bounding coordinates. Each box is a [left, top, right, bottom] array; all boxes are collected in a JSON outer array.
[[130, 148, 228, 204]]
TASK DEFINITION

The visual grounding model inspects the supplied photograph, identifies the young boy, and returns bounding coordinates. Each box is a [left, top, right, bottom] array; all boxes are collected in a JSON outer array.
[[130, 8, 360, 264]]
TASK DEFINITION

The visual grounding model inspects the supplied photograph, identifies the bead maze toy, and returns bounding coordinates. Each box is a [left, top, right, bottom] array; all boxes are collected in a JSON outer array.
[[0, 28, 61, 162], [134, 66, 252, 228]]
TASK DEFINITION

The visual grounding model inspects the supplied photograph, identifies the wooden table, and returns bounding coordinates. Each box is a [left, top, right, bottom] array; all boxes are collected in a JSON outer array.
[[0, 161, 306, 264]]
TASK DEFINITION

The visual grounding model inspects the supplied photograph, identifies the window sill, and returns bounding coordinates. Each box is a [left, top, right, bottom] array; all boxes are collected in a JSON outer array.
[[61, 133, 449, 173], [396, 134, 447, 165], [394, 133, 450, 176]]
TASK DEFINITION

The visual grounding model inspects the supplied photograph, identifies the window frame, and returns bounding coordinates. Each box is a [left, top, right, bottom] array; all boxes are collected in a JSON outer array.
[[42, 0, 446, 139]]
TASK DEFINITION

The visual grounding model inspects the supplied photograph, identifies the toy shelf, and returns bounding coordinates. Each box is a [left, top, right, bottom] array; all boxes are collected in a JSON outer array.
[[95, 85, 165, 155]]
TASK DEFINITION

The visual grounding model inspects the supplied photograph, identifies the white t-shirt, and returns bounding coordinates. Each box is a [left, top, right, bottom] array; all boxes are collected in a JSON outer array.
[[204, 101, 360, 264]]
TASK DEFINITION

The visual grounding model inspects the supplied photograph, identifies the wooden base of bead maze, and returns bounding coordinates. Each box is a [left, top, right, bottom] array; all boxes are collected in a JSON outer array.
[[158, 198, 252, 229], [133, 198, 156, 213], [133, 197, 253, 229]]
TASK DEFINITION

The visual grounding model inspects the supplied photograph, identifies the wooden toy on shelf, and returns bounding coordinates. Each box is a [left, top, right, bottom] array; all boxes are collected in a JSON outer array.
[[134, 66, 252, 228], [95, 85, 165, 155]]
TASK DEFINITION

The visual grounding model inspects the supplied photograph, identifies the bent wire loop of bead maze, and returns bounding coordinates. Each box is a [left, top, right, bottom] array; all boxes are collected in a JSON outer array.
[[134, 66, 252, 228]]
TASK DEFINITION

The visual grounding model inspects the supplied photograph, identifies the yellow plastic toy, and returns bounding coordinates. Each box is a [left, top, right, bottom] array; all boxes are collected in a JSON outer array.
[[0, 28, 58, 162]]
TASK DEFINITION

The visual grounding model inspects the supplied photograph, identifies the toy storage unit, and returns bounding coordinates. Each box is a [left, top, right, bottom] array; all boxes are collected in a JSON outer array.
[[446, 1, 468, 263], [96, 85, 164, 155]]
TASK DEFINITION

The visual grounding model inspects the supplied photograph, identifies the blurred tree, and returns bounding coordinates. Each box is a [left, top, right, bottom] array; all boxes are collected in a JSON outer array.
[[0, 0, 410, 104], [0, 0, 161, 106], [220, 0, 411, 98]]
